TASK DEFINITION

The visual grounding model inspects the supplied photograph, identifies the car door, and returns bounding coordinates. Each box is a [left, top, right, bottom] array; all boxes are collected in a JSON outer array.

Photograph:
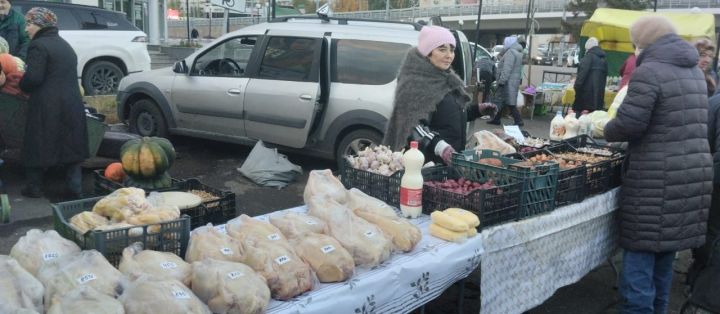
[[243, 32, 323, 148], [170, 35, 259, 136]]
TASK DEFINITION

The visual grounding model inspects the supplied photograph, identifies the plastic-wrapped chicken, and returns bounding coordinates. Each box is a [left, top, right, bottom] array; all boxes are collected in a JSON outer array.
[[353, 210, 421, 252], [46, 286, 124, 314], [185, 224, 244, 263], [191, 259, 270, 314], [269, 212, 329, 238], [10, 229, 81, 276], [307, 196, 392, 267], [93, 223, 145, 237], [119, 242, 192, 286], [36, 250, 123, 310], [303, 169, 348, 204], [69, 212, 109, 234], [118, 274, 211, 314], [92, 187, 149, 222], [345, 188, 398, 218], [226, 215, 313, 300], [0, 255, 44, 314]]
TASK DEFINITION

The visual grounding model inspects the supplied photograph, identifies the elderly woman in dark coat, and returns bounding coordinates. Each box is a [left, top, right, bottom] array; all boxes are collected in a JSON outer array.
[[19, 7, 88, 199], [574, 37, 608, 112], [604, 16, 713, 313]]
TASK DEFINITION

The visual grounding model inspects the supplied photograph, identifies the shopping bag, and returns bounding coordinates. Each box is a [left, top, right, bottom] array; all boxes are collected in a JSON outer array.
[[238, 140, 303, 188]]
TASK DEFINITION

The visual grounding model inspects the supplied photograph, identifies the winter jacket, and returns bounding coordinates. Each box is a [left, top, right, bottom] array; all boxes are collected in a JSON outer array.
[[20, 27, 88, 168], [383, 48, 477, 162], [604, 33, 713, 253], [618, 54, 636, 89], [495, 42, 523, 107], [574, 46, 608, 112], [709, 94, 720, 185], [0, 9, 29, 60]]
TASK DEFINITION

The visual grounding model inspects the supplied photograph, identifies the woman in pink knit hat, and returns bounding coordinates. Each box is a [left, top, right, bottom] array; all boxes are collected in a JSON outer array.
[[383, 25, 492, 164]]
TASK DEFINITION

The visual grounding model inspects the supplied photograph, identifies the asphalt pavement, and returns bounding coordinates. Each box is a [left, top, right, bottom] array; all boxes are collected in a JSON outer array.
[[0, 109, 693, 313]]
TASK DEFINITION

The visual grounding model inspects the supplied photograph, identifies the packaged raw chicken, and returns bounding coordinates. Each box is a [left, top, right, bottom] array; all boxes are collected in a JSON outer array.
[[9, 229, 81, 276], [92, 187, 149, 222], [303, 169, 348, 204], [119, 242, 192, 286], [185, 224, 244, 263], [36, 250, 123, 310], [307, 196, 392, 267], [289, 233, 355, 283], [191, 258, 270, 314], [226, 215, 313, 300], [0, 255, 44, 314], [269, 212, 329, 238], [469, 130, 517, 155], [69, 212, 109, 234], [118, 274, 211, 314], [353, 210, 421, 252], [345, 188, 398, 218], [46, 286, 124, 314]]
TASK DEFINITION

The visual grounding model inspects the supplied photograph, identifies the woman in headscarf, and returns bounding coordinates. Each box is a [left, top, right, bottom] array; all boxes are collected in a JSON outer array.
[[19, 7, 88, 199], [695, 38, 717, 97], [383, 25, 489, 164], [487, 35, 524, 126], [573, 37, 608, 112]]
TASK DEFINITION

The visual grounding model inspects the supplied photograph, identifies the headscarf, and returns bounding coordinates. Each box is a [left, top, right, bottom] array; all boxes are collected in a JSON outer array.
[[585, 37, 599, 50], [503, 36, 518, 49], [24, 7, 57, 29]]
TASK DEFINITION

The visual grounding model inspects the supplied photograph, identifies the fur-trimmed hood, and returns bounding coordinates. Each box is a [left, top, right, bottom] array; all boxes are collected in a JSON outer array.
[[382, 48, 470, 150]]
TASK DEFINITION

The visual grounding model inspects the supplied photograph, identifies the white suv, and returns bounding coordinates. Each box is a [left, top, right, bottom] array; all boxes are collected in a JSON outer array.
[[13, 1, 151, 95]]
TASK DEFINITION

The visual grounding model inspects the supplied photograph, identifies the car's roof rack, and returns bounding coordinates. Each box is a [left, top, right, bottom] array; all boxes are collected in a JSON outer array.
[[271, 16, 423, 31]]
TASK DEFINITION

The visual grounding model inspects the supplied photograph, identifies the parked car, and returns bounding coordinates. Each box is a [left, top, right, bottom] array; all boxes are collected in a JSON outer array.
[[491, 44, 504, 59], [12, 1, 151, 95], [469, 41, 493, 62], [532, 52, 556, 65], [116, 17, 474, 168]]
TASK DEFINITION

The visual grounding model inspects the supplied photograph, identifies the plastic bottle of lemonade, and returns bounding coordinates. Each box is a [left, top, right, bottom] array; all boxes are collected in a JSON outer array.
[[563, 110, 580, 139], [549, 111, 565, 141], [400, 141, 424, 218], [578, 110, 591, 136]]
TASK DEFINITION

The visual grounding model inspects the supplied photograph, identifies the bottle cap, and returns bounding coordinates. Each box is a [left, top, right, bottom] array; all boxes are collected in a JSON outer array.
[[410, 141, 418, 149]]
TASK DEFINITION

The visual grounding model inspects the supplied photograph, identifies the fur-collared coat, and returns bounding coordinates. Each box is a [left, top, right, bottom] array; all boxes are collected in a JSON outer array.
[[382, 48, 477, 159]]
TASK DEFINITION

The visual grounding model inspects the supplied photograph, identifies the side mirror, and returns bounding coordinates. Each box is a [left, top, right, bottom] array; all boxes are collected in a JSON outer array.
[[173, 60, 188, 74]]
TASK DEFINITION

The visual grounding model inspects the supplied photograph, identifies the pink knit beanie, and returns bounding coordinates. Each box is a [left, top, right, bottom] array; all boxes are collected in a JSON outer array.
[[417, 26, 457, 56]]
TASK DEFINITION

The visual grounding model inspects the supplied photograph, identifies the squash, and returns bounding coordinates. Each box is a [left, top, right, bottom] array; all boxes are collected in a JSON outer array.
[[120, 137, 174, 178], [124, 172, 172, 190], [104, 162, 126, 183]]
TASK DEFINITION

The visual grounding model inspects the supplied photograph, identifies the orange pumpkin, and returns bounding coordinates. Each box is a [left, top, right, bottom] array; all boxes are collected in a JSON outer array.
[[104, 162, 126, 183]]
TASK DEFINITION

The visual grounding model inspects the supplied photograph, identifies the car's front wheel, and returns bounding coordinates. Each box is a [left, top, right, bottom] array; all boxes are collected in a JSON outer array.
[[129, 99, 168, 138], [335, 129, 383, 171], [83, 61, 124, 95]]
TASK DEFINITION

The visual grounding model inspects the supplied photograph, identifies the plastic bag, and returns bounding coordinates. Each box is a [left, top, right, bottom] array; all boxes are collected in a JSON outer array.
[[190, 259, 270, 314], [269, 212, 329, 238], [590, 111, 610, 138], [517, 91, 525, 109], [0, 255, 44, 314], [608, 85, 628, 119], [10, 229, 81, 276], [118, 274, 211, 314], [47, 286, 124, 314], [184, 224, 244, 264], [239, 140, 303, 189], [303, 169, 348, 204], [119, 242, 192, 286], [468, 130, 517, 155]]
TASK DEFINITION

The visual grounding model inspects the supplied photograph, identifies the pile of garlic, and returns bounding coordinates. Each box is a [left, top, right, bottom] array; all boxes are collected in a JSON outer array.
[[345, 145, 404, 176]]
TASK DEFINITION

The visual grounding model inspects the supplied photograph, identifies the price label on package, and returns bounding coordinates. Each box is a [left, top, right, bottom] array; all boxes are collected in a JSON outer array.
[[321, 245, 335, 254], [364, 230, 375, 238], [220, 247, 234, 255], [227, 271, 244, 280], [305, 219, 317, 225], [503, 125, 526, 144], [275, 255, 291, 265], [77, 273, 97, 284], [214, 225, 227, 234], [160, 261, 178, 269], [267, 233, 281, 241], [255, 216, 269, 222], [172, 289, 190, 299], [42, 252, 59, 261]]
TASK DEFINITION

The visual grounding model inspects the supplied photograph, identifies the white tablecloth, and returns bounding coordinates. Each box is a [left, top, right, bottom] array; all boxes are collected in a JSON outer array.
[[480, 188, 620, 314], [262, 206, 484, 314]]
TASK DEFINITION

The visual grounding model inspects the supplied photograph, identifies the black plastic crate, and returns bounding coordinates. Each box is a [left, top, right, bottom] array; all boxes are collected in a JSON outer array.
[[452, 149, 559, 218], [340, 158, 402, 207], [548, 137, 624, 195], [93, 169, 182, 195], [52, 196, 190, 267], [422, 166, 523, 229], [507, 149, 587, 207], [169, 179, 237, 229]]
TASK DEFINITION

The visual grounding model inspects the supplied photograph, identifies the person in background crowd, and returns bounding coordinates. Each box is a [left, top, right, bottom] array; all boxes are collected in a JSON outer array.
[[383, 26, 491, 165], [695, 38, 717, 97], [618, 45, 637, 89], [573, 37, 608, 113], [604, 15, 713, 314], [19, 7, 88, 199], [0, 0, 28, 59], [487, 35, 524, 126]]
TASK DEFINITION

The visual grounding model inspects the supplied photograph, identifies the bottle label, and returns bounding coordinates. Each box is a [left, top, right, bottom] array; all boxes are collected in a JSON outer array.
[[400, 187, 422, 207]]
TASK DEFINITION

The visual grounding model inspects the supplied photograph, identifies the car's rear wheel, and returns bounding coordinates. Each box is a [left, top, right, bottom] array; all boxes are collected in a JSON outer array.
[[82, 61, 124, 95], [129, 99, 168, 138], [335, 129, 383, 171]]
